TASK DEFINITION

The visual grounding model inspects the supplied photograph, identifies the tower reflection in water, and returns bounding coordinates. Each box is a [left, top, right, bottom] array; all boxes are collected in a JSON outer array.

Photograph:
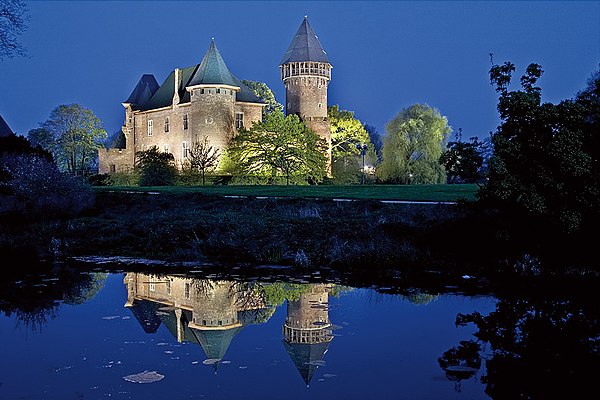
[[123, 273, 334, 382], [283, 284, 333, 386]]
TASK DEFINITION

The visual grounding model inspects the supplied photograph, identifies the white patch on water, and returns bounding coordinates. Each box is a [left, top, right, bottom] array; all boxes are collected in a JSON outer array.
[[123, 370, 164, 384]]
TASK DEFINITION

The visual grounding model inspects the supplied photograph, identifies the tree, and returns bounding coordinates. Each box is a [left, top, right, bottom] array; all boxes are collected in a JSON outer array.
[[480, 62, 600, 232], [226, 110, 327, 184], [188, 136, 220, 185], [365, 124, 383, 163], [34, 104, 107, 175], [241, 80, 283, 115], [440, 129, 488, 184], [328, 105, 375, 183], [135, 146, 177, 186], [378, 103, 451, 184], [0, 0, 28, 60]]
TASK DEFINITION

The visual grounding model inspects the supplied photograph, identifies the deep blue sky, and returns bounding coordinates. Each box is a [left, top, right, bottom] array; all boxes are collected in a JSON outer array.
[[1, 1, 598, 141]]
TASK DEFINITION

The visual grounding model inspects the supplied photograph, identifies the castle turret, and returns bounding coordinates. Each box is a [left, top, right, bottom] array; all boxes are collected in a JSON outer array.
[[280, 17, 332, 172], [282, 284, 334, 385]]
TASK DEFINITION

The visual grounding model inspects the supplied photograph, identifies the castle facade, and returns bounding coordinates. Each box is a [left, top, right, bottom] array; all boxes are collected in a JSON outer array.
[[98, 17, 331, 175]]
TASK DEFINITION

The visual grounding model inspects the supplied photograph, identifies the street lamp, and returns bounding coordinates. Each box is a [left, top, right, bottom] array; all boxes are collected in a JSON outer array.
[[356, 143, 368, 184]]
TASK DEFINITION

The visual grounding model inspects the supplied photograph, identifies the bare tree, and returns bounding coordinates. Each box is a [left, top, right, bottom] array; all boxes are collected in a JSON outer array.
[[0, 0, 29, 60], [188, 135, 220, 185]]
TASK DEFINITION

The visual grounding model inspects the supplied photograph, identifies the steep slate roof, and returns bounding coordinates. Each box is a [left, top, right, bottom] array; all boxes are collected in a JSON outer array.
[[137, 40, 261, 111], [280, 17, 330, 65], [128, 300, 162, 334], [124, 74, 160, 109], [0, 115, 14, 137]]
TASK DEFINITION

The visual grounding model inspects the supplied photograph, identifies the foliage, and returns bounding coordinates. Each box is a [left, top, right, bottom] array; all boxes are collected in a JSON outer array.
[[378, 103, 451, 184], [0, 0, 28, 60], [241, 80, 283, 115], [365, 124, 383, 162], [440, 129, 489, 184], [135, 146, 176, 186], [33, 104, 107, 175], [0, 153, 94, 216], [187, 135, 220, 185], [226, 110, 327, 184], [479, 62, 600, 232], [259, 283, 313, 306], [328, 105, 376, 184], [444, 294, 599, 398]]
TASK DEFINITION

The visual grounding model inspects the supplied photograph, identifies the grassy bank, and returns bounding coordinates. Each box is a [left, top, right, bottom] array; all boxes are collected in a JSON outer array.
[[95, 183, 478, 202], [2, 188, 594, 278]]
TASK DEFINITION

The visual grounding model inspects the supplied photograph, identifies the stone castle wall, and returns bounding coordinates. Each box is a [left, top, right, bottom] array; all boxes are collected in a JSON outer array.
[[98, 89, 263, 173]]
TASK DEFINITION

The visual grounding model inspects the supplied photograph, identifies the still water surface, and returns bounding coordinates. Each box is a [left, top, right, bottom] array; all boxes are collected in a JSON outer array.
[[0, 269, 499, 399]]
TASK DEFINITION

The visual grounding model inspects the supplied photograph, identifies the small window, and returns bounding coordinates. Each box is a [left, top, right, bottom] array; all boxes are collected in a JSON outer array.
[[202, 320, 206, 326], [164, 144, 169, 153], [166, 280, 171, 295], [149, 279, 155, 292], [318, 103, 322, 108], [148, 119, 153, 136], [216, 88, 221, 94], [109, 164, 116, 173], [185, 282, 190, 299], [235, 112, 244, 129], [183, 113, 188, 130], [164, 117, 169, 133], [200, 88, 205, 94], [182, 141, 189, 159]]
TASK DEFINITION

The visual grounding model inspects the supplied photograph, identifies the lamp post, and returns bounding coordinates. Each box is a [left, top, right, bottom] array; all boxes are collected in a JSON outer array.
[[356, 143, 368, 184]]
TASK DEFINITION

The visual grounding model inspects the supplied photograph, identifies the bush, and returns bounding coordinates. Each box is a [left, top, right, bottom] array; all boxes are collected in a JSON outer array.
[[0, 153, 94, 217]]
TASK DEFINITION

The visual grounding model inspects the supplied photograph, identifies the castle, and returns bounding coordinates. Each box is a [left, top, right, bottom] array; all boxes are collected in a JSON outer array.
[[98, 17, 332, 175], [124, 272, 333, 383]]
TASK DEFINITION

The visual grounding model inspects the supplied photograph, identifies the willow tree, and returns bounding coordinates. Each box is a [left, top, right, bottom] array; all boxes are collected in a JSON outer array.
[[378, 104, 451, 184], [226, 110, 327, 184]]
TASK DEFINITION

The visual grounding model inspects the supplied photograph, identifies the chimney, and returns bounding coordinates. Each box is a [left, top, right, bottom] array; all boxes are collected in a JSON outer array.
[[173, 68, 181, 106]]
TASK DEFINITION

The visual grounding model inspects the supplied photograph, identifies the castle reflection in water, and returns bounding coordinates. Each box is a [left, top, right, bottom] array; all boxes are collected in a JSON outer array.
[[124, 273, 334, 384]]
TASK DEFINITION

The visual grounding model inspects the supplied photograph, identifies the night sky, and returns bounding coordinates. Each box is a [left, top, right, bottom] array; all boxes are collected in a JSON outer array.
[[1, 1, 598, 142]]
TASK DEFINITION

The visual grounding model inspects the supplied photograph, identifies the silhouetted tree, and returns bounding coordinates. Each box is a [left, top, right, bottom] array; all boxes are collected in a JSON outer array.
[[480, 62, 600, 232], [0, 0, 28, 60], [135, 146, 176, 186]]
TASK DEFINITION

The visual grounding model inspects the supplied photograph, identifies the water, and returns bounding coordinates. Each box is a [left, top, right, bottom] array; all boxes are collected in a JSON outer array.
[[0, 266, 596, 399]]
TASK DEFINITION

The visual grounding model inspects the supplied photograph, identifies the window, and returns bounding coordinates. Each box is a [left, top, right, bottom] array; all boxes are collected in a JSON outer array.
[[110, 164, 116, 173], [164, 144, 169, 153], [164, 117, 169, 133], [183, 113, 188, 130], [185, 282, 190, 299], [149, 279, 155, 292], [182, 141, 189, 159], [166, 280, 171, 295], [148, 119, 153, 136], [235, 112, 244, 129]]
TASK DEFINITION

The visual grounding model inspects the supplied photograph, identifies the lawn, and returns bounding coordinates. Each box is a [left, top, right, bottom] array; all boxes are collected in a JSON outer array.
[[95, 184, 479, 202]]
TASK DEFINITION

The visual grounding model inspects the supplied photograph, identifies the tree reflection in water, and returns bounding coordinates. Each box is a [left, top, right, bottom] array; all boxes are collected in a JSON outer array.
[[441, 294, 599, 398], [1, 268, 107, 333]]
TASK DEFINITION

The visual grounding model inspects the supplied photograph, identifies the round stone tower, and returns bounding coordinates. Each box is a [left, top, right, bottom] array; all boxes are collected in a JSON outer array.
[[280, 16, 332, 173]]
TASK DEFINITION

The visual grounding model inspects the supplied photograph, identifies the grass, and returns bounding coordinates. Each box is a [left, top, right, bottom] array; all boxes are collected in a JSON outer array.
[[94, 184, 479, 202]]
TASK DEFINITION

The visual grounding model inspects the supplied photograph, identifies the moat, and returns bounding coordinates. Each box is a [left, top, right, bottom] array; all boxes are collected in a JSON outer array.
[[1, 260, 597, 399]]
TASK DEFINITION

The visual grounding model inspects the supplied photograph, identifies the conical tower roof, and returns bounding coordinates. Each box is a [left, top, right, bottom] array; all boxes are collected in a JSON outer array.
[[190, 326, 243, 361], [188, 40, 239, 87], [283, 340, 331, 385], [280, 16, 329, 65]]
